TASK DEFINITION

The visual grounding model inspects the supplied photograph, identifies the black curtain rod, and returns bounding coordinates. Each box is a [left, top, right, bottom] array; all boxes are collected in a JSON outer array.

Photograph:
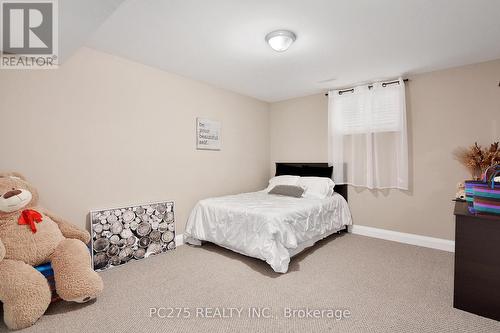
[[324, 79, 409, 96]]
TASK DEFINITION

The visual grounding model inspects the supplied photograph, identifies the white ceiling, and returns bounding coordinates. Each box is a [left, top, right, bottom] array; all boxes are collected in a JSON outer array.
[[59, 0, 124, 61], [0, 0, 124, 62], [76, 1, 500, 101]]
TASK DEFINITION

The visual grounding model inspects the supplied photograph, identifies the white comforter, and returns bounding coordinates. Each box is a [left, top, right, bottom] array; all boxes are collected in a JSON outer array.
[[184, 191, 352, 273]]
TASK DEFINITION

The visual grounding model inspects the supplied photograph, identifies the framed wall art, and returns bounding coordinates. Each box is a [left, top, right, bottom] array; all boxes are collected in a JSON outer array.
[[196, 118, 221, 150], [90, 201, 175, 272]]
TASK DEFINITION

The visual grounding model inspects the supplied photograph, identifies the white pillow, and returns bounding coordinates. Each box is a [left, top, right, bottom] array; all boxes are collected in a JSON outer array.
[[298, 177, 335, 199], [265, 175, 300, 191]]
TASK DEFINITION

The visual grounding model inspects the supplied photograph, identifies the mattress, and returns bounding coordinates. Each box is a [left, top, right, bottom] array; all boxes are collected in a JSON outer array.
[[184, 191, 352, 273]]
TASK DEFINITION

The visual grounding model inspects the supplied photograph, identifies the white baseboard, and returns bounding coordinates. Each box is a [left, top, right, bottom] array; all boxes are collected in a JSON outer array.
[[349, 225, 455, 252], [175, 228, 454, 253], [175, 233, 184, 246]]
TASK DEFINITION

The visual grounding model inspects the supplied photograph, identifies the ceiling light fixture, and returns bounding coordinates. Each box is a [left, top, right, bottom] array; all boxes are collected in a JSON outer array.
[[265, 30, 296, 52]]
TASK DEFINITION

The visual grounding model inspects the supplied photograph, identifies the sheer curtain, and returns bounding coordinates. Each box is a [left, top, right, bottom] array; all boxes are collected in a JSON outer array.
[[328, 78, 408, 190]]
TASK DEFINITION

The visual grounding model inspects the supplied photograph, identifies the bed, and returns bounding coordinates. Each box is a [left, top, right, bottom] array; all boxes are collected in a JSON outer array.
[[184, 163, 352, 273]]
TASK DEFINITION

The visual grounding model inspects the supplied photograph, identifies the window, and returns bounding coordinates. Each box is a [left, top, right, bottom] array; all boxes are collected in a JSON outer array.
[[333, 83, 403, 134], [328, 78, 408, 190]]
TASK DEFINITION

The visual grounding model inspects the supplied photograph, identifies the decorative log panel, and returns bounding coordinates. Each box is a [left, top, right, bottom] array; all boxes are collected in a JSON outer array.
[[90, 201, 175, 271]]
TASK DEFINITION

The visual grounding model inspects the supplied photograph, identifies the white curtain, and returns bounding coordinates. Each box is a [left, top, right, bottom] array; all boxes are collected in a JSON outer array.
[[328, 78, 408, 190]]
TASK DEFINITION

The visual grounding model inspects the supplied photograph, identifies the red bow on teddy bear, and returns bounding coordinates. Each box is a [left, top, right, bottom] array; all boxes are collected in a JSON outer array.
[[18, 209, 43, 233]]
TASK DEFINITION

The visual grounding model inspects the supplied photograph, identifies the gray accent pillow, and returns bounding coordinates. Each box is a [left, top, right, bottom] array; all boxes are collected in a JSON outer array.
[[268, 185, 304, 198]]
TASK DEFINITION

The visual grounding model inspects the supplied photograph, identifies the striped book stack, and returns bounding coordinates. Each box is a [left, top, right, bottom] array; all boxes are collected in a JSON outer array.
[[473, 184, 500, 216], [464, 181, 487, 214], [34, 263, 60, 303]]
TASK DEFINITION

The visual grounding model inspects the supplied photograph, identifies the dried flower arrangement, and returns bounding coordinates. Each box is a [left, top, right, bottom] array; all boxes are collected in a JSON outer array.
[[453, 142, 500, 180]]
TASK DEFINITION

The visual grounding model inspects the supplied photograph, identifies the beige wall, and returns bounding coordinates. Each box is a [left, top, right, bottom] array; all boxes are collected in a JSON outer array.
[[270, 94, 329, 165], [1, 47, 499, 241], [0, 47, 270, 234], [270, 59, 500, 240]]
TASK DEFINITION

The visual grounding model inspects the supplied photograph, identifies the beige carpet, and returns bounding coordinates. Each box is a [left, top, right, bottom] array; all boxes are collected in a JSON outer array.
[[1, 233, 499, 333]]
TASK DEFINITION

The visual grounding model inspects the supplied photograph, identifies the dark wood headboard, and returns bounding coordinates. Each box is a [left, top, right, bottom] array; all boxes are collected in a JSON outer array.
[[275, 163, 348, 202]]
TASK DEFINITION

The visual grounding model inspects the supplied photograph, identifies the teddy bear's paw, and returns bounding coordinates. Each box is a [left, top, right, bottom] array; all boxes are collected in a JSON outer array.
[[72, 295, 96, 303], [4, 302, 49, 330], [0, 259, 52, 330], [56, 270, 104, 303], [3, 291, 51, 330], [4, 307, 46, 330]]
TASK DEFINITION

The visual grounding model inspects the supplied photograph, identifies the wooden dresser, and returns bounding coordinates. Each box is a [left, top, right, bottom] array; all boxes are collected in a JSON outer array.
[[453, 201, 500, 321]]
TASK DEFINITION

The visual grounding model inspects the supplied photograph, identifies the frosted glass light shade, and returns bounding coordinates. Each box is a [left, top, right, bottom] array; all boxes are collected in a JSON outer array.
[[265, 30, 296, 52]]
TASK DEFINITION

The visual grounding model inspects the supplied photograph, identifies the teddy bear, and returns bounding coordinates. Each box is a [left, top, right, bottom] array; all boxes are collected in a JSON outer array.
[[455, 182, 466, 200], [0, 172, 104, 330]]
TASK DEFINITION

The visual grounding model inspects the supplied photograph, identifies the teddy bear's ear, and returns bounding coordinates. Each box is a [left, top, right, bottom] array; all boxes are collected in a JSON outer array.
[[0, 172, 27, 181]]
